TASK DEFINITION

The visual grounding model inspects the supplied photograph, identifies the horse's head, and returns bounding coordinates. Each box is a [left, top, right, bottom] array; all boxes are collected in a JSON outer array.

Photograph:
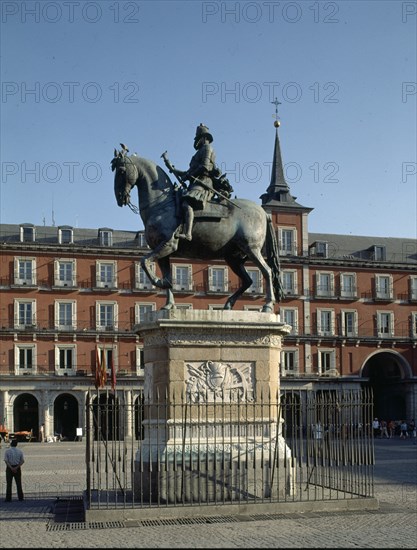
[[111, 147, 138, 207]]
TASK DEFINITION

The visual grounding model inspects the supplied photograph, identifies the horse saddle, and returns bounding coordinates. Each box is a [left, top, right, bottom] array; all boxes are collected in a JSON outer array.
[[194, 200, 230, 220]]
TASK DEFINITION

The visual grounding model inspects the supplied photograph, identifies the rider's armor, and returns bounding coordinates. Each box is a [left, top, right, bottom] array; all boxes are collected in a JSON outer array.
[[178, 124, 234, 241], [182, 142, 216, 210]]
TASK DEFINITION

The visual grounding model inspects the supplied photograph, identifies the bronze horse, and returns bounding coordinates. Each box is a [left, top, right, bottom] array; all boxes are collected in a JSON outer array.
[[112, 148, 283, 312]]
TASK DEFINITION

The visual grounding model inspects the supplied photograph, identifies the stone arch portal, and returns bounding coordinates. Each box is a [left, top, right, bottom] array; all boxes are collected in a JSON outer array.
[[361, 351, 412, 421], [54, 393, 79, 441]]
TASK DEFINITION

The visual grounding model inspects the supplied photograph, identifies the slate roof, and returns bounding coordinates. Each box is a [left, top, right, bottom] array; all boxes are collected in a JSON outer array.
[[309, 232, 417, 265], [1, 224, 415, 266], [0, 224, 140, 249]]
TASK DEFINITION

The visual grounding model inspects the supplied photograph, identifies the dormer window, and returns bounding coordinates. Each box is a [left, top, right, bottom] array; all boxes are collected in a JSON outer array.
[[316, 241, 328, 258], [136, 231, 148, 248], [20, 224, 35, 243], [99, 228, 113, 247], [58, 226, 73, 244], [371, 245, 386, 261]]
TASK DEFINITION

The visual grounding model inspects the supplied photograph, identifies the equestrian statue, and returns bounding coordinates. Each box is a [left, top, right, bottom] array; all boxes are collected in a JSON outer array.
[[111, 124, 283, 312]]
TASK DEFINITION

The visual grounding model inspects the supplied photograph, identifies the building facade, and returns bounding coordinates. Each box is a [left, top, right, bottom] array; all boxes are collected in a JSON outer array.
[[1, 127, 416, 440]]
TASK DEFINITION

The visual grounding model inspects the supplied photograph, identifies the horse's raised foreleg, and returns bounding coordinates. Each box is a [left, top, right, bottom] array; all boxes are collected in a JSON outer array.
[[224, 256, 254, 310]]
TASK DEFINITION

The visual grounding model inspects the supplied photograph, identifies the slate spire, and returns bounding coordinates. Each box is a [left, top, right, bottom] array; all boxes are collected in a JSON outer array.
[[260, 100, 299, 206]]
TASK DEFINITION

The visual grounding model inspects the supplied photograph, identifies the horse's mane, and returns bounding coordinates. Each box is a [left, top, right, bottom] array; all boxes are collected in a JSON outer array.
[[130, 155, 175, 188]]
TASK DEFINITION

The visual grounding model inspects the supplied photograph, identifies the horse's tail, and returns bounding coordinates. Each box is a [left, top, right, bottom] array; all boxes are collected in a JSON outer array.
[[265, 214, 284, 303]]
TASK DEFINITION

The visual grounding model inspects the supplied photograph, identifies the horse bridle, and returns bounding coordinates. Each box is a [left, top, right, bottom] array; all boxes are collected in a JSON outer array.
[[117, 155, 140, 215]]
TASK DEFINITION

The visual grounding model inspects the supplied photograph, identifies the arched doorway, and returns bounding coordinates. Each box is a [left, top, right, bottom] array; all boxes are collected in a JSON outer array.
[[92, 393, 122, 441], [54, 394, 79, 441], [14, 393, 39, 434], [361, 351, 411, 421]]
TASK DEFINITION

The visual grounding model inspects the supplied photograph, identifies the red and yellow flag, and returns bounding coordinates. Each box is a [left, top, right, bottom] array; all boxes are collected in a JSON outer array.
[[94, 346, 101, 389], [110, 353, 116, 393], [101, 349, 107, 387]]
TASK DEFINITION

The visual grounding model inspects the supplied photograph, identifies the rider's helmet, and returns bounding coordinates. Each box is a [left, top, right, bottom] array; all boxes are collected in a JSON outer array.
[[194, 123, 213, 148]]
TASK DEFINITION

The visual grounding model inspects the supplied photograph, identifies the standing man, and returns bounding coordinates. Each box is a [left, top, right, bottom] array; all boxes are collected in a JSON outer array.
[[4, 439, 25, 502], [39, 423, 45, 443], [174, 123, 216, 241]]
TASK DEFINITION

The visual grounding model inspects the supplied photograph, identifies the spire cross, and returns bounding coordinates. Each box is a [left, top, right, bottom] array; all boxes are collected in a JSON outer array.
[[271, 97, 282, 121]]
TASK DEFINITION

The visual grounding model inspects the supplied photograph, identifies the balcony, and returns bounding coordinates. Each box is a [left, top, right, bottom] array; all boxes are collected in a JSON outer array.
[[339, 287, 358, 301], [374, 290, 393, 302], [315, 286, 336, 300], [11, 279, 37, 289], [172, 281, 194, 294]]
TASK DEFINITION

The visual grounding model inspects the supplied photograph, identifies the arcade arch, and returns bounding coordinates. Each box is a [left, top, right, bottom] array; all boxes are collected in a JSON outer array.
[[13, 393, 39, 435], [361, 351, 412, 421], [54, 393, 79, 441]]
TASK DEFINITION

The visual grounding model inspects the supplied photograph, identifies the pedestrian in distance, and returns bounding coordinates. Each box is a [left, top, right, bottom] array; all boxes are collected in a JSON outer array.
[[4, 439, 25, 502], [372, 418, 380, 438], [387, 419, 395, 439], [399, 420, 408, 439], [39, 423, 44, 443], [379, 419, 389, 439]]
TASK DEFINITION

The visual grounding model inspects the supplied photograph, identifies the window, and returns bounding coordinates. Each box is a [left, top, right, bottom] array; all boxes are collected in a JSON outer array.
[[375, 275, 392, 300], [341, 310, 357, 337], [279, 228, 297, 255], [96, 261, 117, 288], [14, 299, 36, 328], [377, 311, 394, 337], [281, 308, 298, 334], [55, 345, 76, 375], [340, 273, 356, 298], [15, 345, 36, 374], [372, 245, 386, 261], [208, 304, 225, 311], [313, 241, 328, 258], [14, 257, 36, 285], [281, 350, 298, 376], [96, 346, 117, 379], [317, 309, 334, 336], [135, 262, 154, 290], [58, 227, 73, 244], [281, 270, 297, 295], [55, 301, 76, 330], [412, 313, 417, 337], [246, 268, 262, 294], [96, 302, 117, 330], [136, 346, 145, 375], [136, 232, 148, 248], [135, 302, 156, 324], [54, 259, 76, 287], [99, 229, 113, 247], [410, 277, 417, 301], [243, 305, 262, 312], [316, 272, 334, 297], [173, 264, 192, 291], [20, 225, 35, 243], [318, 350, 335, 374], [175, 304, 193, 310], [208, 266, 228, 292]]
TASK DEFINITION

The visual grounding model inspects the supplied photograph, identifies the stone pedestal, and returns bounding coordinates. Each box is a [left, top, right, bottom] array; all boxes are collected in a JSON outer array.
[[134, 309, 293, 504]]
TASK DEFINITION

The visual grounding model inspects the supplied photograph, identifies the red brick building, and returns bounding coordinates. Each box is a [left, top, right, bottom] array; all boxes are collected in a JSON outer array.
[[1, 127, 416, 440]]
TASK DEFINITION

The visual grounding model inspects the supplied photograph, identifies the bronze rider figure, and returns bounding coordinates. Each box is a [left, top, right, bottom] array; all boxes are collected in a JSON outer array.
[[174, 124, 217, 241]]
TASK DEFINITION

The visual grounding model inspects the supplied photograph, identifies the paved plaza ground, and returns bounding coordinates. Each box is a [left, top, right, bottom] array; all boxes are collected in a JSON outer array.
[[0, 437, 416, 548]]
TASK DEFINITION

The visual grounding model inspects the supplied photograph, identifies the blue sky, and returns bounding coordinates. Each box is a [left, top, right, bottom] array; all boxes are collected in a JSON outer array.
[[1, 0, 416, 239]]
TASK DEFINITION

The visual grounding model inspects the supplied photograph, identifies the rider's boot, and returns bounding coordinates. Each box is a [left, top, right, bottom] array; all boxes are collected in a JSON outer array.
[[178, 205, 193, 241]]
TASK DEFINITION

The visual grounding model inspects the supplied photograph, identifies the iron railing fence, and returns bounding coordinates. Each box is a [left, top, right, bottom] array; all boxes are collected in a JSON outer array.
[[85, 388, 374, 511]]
